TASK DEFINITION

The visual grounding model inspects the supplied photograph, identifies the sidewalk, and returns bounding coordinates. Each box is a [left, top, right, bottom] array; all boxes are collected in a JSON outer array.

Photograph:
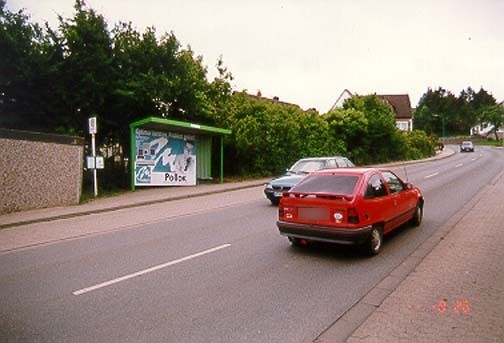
[[0, 178, 271, 230], [318, 169, 504, 342]]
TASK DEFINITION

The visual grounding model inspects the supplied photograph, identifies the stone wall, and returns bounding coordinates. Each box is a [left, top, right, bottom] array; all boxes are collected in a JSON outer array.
[[0, 129, 85, 214]]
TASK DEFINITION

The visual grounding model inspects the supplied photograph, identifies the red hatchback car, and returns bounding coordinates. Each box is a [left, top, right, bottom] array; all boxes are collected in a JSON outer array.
[[277, 168, 424, 255]]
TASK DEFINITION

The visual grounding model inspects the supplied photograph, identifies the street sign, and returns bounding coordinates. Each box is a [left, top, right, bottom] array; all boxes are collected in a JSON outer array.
[[86, 156, 105, 169], [86, 156, 95, 169], [95, 156, 105, 169], [89, 117, 97, 134]]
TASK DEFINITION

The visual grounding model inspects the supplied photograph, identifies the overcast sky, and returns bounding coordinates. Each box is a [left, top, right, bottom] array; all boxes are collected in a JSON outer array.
[[8, 0, 504, 112]]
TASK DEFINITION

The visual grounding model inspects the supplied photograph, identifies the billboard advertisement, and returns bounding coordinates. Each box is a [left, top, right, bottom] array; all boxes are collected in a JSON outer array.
[[134, 128, 196, 186]]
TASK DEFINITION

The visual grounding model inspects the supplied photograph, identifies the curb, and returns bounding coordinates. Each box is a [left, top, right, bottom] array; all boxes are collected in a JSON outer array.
[[0, 181, 267, 230]]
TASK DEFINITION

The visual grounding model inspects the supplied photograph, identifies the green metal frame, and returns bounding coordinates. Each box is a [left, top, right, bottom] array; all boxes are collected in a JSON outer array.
[[129, 116, 231, 191]]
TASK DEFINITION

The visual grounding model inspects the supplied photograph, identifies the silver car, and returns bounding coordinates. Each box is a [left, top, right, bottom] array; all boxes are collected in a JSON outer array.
[[460, 141, 474, 152]]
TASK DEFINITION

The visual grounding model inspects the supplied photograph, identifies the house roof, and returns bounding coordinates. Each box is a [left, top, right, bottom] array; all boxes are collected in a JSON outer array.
[[377, 94, 413, 119], [329, 89, 353, 111], [240, 92, 302, 110]]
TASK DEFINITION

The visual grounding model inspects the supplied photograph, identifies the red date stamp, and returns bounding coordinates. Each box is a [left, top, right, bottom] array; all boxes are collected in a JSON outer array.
[[408, 299, 471, 314]]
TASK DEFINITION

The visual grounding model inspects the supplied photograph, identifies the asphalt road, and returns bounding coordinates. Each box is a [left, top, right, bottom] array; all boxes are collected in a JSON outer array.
[[1, 146, 503, 342]]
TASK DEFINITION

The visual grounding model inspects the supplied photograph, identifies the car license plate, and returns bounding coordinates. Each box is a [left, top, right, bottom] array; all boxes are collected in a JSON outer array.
[[298, 207, 329, 221], [274, 192, 283, 197]]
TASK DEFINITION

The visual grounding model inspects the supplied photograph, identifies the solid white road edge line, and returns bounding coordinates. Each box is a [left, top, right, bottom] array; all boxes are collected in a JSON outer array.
[[424, 172, 439, 179], [73, 243, 231, 296]]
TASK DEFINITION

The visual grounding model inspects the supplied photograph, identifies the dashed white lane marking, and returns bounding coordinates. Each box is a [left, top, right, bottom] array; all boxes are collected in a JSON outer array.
[[73, 244, 231, 295], [455, 163, 463, 168], [424, 172, 439, 179]]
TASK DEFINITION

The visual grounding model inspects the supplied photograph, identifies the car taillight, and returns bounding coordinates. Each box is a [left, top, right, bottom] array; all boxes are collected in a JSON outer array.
[[347, 207, 359, 224]]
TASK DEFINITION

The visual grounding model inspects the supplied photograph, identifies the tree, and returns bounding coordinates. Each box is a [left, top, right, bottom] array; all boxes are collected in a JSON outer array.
[[0, 0, 56, 130], [415, 86, 497, 136], [414, 87, 458, 137], [220, 92, 337, 175], [343, 95, 400, 163], [470, 87, 496, 113], [52, 0, 114, 136], [324, 108, 367, 163], [207, 56, 233, 125], [480, 104, 504, 141]]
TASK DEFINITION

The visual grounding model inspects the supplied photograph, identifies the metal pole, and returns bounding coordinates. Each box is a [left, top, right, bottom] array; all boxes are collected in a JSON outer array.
[[91, 133, 98, 197], [130, 125, 136, 192], [220, 136, 224, 184]]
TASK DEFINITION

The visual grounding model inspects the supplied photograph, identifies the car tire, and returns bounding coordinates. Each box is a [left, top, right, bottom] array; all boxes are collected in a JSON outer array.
[[411, 202, 423, 227], [270, 199, 279, 206], [364, 225, 383, 256]]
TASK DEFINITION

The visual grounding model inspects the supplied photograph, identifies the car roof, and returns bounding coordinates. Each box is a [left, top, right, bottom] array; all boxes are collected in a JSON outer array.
[[310, 167, 385, 176], [296, 156, 349, 161]]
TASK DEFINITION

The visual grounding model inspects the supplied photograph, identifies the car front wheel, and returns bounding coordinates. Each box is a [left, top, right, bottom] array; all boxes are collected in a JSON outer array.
[[411, 202, 423, 227]]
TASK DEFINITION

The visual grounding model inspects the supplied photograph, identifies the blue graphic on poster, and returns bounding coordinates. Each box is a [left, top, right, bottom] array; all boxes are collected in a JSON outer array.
[[134, 128, 196, 186]]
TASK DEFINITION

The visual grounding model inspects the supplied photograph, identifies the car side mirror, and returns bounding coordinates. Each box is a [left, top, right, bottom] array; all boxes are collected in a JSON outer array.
[[405, 183, 413, 190]]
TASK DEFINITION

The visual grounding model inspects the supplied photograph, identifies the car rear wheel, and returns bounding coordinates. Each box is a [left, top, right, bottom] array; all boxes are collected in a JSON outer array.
[[411, 202, 423, 227], [364, 225, 383, 256], [288, 237, 307, 247]]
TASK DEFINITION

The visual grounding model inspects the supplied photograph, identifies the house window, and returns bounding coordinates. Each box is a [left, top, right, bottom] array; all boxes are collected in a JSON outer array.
[[396, 122, 409, 131]]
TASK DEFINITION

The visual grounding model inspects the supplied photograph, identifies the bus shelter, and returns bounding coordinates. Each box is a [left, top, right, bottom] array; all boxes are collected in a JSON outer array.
[[129, 117, 231, 191]]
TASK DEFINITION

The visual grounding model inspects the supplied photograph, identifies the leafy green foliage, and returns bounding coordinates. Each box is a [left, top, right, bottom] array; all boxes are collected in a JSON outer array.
[[218, 92, 339, 175], [324, 108, 367, 162], [400, 130, 436, 160], [480, 104, 504, 141], [0, 0, 57, 130], [220, 93, 435, 175], [414, 87, 496, 136]]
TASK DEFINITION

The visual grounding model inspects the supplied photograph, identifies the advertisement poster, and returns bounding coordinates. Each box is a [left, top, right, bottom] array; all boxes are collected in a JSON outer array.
[[134, 128, 196, 186]]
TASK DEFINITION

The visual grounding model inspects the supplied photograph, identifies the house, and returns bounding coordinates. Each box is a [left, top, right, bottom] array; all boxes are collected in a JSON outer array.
[[470, 101, 504, 140], [242, 91, 303, 111], [329, 90, 413, 131], [471, 123, 504, 139], [377, 94, 413, 131], [329, 89, 353, 111]]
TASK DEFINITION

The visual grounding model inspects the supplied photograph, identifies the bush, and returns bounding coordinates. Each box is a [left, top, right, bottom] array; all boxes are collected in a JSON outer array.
[[221, 93, 437, 175]]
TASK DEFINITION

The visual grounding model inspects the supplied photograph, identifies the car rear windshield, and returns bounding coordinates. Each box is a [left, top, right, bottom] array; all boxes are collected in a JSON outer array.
[[290, 174, 359, 195], [290, 160, 326, 174]]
